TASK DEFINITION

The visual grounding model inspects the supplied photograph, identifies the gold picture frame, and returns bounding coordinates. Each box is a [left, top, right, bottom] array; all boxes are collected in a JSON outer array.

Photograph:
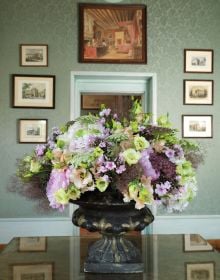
[[79, 4, 147, 64]]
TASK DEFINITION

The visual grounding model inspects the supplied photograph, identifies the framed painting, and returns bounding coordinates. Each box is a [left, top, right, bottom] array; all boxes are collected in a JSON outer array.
[[184, 49, 213, 73], [184, 234, 213, 252], [19, 237, 47, 252], [182, 115, 213, 138], [186, 262, 215, 280], [20, 44, 48, 66], [18, 119, 48, 143], [12, 74, 55, 108], [79, 4, 147, 64], [183, 79, 213, 105], [12, 263, 53, 280]]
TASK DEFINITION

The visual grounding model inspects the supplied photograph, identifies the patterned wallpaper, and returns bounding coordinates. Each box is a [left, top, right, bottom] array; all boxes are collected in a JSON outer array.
[[0, 0, 220, 217]]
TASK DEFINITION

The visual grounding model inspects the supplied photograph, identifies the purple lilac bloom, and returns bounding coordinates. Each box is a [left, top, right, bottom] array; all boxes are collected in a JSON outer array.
[[47, 139, 56, 149], [113, 113, 118, 119], [105, 161, 116, 171], [96, 155, 105, 165], [165, 148, 175, 159], [139, 149, 160, 181], [97, 165, 108, 174], [46, 169, 69, 211], [155, 181, 171, 196], [174, 144, 184, 158], [116, 164, 126, 174], [99, 108, 111, 117], [35, 144, 46, 156], [99, 141, 106, 148]]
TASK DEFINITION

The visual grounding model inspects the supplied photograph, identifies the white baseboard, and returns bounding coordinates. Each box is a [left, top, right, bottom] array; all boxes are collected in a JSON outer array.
[[0, 217, 79, 244], [153, 215, 220, 239], [1, 215, 220, 244]]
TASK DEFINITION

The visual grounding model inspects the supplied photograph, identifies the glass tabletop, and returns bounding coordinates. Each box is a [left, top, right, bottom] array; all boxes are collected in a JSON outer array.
[[0, 234, 219, 280]]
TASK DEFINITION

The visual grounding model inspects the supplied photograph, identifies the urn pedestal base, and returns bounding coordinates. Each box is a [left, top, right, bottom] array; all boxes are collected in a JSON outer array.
[[71, 191, 154, 274], [84, 234, 143, 273]]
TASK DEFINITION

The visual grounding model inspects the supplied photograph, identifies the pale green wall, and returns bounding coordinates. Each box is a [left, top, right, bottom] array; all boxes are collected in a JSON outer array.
[[0, 0, 219, 218]]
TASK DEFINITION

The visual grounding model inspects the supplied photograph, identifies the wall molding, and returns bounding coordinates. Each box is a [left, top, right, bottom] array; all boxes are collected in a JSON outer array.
[[0, 217, 78, 244], [1, 215, 220, 243], [152, 215, 220, 239]]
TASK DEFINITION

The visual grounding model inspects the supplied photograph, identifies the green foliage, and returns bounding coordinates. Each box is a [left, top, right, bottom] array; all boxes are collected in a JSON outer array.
[[107, 133, 128, 143]]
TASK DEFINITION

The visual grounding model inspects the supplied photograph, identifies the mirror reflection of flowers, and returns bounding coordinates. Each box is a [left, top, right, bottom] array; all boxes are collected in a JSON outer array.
[[16, 98, 203, 213]]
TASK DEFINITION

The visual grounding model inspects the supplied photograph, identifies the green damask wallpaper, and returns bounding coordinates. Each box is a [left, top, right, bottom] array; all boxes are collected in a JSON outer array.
[[0, 0, 219, 218]]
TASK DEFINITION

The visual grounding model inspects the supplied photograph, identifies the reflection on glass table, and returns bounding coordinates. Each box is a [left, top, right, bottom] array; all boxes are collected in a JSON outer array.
[[0, 234, 219, 280]]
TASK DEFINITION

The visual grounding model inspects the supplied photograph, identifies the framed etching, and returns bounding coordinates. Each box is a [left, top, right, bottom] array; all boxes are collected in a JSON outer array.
[[12, 263, 53, 280], [20, 44, 48, 66], [184, 49, 213, 73], [79, 4, 147, 64], [18, 119, 48, 143], [184, 234, 213, 252], [19, 237, 47, 252], [186, 262, 215, 280], [183, 80, 213, 105], [182, 115, 213, 138], [12, 74, 55, 108]]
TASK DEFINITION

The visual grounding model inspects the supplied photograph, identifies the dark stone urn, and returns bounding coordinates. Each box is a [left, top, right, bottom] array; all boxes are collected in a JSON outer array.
[[71, 190, 154, 274]]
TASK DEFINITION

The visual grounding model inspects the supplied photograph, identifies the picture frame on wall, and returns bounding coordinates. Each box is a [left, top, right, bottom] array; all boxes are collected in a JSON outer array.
[[79, 4, 147, 64], [12, 263, 53, 280], [183, 234, 213, 252], [12, 74, 55, 108], [184, 49, 213, 73], [185, 262, 215, 280], [182, 115, 213, 138], [183, 79, 213, 105], [18, 119, 48, 143], [20, 44, 48, 66], [19, 237, 47, 252]]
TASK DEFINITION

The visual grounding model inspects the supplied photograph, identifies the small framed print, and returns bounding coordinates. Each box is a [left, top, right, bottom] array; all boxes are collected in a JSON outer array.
[[18, 119, 48, 143], [184, 234, 213, 252], [184, 49, 213, 73], [12, 263, 53, 280], [19, 237, 47, 252], [186, 262, 215, 280], [182, 115, 213, 138], [79, 4, 147, 64], [184, 80, 213, 105], [12, 74, 55, 108], [20, 44, 48, 66]]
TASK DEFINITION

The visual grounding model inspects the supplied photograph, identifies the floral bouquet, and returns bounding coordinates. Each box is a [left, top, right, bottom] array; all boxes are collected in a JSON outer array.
[[16, 99, 202, 213]]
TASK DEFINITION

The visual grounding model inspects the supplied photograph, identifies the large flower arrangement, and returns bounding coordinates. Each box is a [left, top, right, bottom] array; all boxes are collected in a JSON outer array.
[[17, 99, 202, 213]]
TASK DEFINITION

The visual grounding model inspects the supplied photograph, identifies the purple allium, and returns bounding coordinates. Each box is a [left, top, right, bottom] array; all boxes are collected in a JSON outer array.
[[149, 153, 176, 181], [35, 144, 46, 157]]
